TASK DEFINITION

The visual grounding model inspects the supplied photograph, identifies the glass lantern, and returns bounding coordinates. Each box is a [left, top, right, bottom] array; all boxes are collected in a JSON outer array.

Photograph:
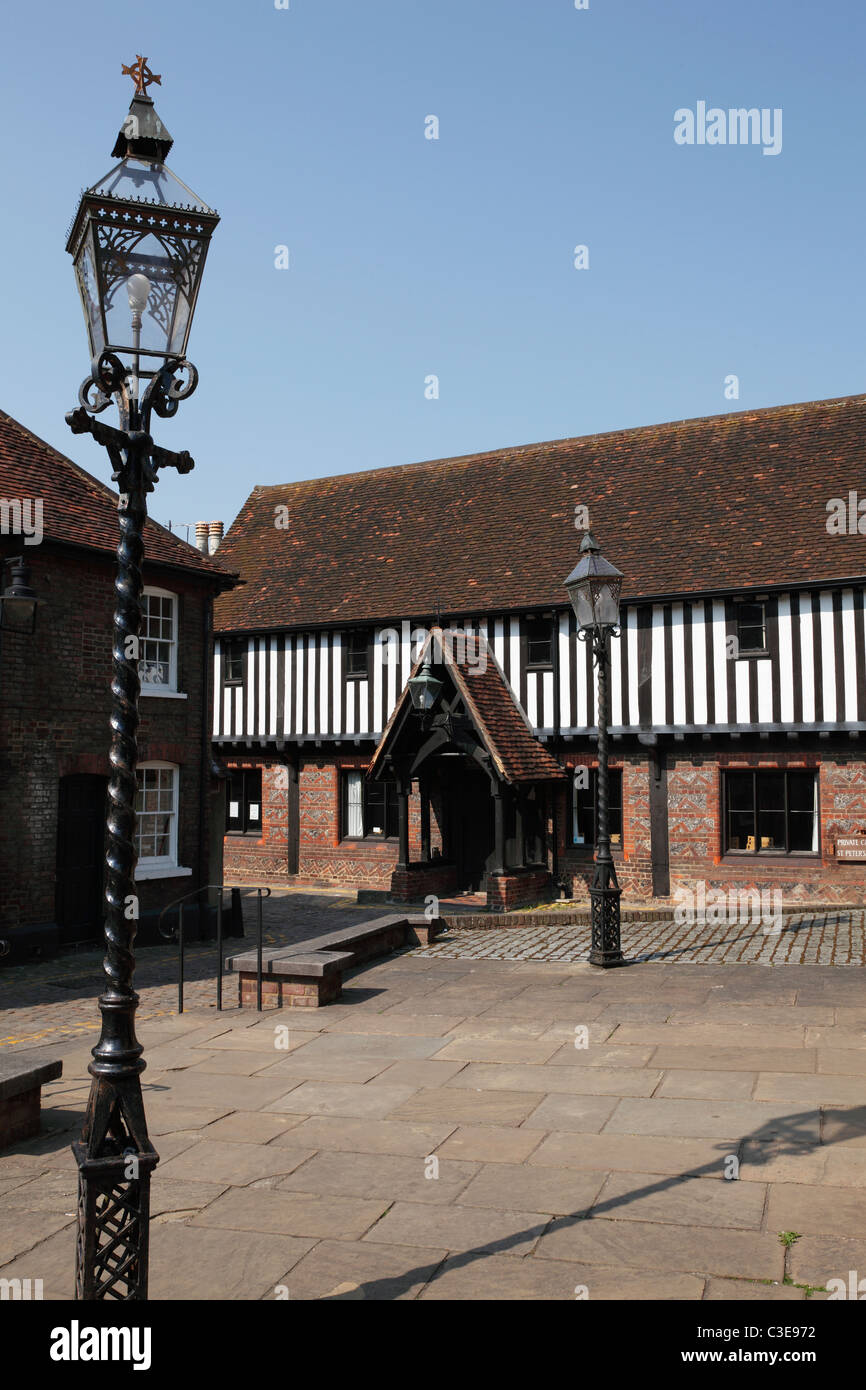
[[66, 92, 219, 373]]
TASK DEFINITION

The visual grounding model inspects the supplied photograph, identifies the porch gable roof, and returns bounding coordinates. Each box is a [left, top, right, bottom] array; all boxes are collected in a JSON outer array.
[[369, 628, 567, 785]]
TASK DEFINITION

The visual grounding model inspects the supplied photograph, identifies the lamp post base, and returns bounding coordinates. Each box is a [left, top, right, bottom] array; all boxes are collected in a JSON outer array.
[[588, 881, 626, 968], [73, 1141, 158, 1300]]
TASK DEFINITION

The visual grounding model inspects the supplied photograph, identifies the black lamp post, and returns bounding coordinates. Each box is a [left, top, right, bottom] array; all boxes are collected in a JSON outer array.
[[565, 532, 626, 968], [64, 57, 218, 1301]]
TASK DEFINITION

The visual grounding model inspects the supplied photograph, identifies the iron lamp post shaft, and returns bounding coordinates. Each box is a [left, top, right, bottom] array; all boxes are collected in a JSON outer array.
[[68, 355, 198, 1300], [588, 627, 625, 968]]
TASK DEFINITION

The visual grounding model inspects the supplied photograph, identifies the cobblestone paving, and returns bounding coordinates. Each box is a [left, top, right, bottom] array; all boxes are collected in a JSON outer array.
[[2, 898, 863, 1055], [420, 912, 866, 966]]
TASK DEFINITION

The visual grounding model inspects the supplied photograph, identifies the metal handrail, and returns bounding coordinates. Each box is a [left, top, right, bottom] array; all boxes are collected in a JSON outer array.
[[158, 884, 271, 1013]]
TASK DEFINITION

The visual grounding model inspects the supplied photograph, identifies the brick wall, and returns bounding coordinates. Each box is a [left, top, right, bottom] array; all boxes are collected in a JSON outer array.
[[556, 743, 866, 906], [223, 760, 292, 884], [557, 752, 655, 900], [224, 754, 444, 888], [219, 742, 866, 907], [667, 746, 866, 905], [0, 540, 219, 953]]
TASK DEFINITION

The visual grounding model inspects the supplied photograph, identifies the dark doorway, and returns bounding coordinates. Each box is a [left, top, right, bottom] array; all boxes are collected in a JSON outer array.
[[444, 763, 494, 891], [56, 775, 107, 944]]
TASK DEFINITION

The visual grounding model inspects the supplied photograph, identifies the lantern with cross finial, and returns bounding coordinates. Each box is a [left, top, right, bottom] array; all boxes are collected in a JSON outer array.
[[66, 57, 219, 377]]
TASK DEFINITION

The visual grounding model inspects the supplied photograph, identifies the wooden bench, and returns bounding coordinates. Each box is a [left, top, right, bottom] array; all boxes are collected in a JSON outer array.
[[226, 913, 444, 1008], [0, 1052, 63, 1148]]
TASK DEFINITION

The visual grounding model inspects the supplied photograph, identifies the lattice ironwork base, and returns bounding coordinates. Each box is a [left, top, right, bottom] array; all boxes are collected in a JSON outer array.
[[73, 1144, 158, 1301], [589, 883, 626, 968]]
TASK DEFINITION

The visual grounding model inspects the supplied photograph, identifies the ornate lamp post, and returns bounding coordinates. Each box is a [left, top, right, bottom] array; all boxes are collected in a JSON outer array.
[[565, 532, 626, 968], [64, 57, 219, 1300]]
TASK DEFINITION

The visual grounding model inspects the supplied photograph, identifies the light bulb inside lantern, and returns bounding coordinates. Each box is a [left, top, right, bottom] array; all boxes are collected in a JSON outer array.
[[126, 274, 151, 314]]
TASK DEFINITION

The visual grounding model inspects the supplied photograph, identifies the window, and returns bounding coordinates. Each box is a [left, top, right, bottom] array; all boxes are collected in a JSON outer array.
[[573, 768, 623, 847], [140, 588, 178, 690], [223, 638, 246, 684], [227, 768, 262, 835], [735, 601, 767, 655], [135, 763, 179, 867], [345, 630, 370, 679], [341, 771, 398, 838], [724, 769, 818, 854], [526, 615, 554, 668]]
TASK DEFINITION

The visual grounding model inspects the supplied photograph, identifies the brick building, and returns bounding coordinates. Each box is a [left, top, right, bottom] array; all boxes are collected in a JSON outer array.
[[211, 395, 866, 912], [0, 408, 236, 961]]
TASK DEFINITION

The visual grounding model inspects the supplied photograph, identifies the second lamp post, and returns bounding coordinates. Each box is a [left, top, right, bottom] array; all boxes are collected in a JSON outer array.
[[565, 531, 627, 968]]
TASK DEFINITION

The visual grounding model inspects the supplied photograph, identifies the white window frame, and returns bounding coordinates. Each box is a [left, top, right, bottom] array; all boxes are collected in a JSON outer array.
[[134, 761, 190, 880], [139, 587, 182, 696]]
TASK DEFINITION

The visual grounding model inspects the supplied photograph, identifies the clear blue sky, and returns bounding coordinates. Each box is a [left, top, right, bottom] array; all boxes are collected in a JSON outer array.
[[2, 0, 863, 537]]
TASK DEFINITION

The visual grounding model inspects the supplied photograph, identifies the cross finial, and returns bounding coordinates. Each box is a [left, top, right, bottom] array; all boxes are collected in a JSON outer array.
[[122, 55, 162, 97]]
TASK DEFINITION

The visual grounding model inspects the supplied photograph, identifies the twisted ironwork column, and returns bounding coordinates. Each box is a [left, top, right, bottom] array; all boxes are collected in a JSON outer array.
[[68, 354, 197, 1300], [73, 420, 158, 1301], [589, 628, 624, 967]]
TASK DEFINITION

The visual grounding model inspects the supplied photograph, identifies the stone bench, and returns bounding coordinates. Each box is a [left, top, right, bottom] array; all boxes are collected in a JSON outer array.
[[0, 1052, 63, 1148], [226, 913, 444, 1008]]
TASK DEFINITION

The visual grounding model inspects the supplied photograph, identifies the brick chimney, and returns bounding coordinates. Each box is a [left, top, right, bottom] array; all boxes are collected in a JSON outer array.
[[208, 520, 224, 555], [195, 522, 209, 553]]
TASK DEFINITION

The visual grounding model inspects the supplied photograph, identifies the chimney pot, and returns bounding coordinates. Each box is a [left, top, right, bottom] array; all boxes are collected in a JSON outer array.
[[195, 521, 209, 553], [208, 520, 224, 555]]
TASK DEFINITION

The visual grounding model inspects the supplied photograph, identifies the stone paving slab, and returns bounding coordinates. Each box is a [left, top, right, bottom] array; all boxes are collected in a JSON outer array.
[[363, 1201, 549, 1257], [657, 1071, 758, 1100], [157, 1139, 318, 1187], [276, 1116, 457, 1157], [192, 1187, 391, 1240], [280, 1239, 447, 1301], [277, 1150, 479, 1205], [390, 1086, 545, 1128], [446, 1062, 661, 1097], [594, 1170, 767, 1230], [454, 1163, 606, 1215], [535, 1218, 786, 1282], [266, 1080, 418, 1120], [527, 1132, 729, 1176], [434, 1125, 545, 1165], [765, 1182, 866, 1239], [788, 1233, 866, 1287], [605, 1098, 822, 1142], [520, 1094, 621, 1132], [419, 1255, 705, 1301]]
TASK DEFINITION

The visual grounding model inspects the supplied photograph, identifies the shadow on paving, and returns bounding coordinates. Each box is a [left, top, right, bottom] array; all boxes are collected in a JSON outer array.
[[304, 1106, 865, 1300]]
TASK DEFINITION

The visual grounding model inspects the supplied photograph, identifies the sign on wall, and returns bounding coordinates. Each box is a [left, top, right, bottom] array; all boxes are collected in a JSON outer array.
[[835, 836, 866, 861]]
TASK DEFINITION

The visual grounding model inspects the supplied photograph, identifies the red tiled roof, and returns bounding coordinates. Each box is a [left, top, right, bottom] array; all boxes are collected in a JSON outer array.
[[0, 407, 236, 584], [370, 630, 566, 785], [213, 394, 866, 632]]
